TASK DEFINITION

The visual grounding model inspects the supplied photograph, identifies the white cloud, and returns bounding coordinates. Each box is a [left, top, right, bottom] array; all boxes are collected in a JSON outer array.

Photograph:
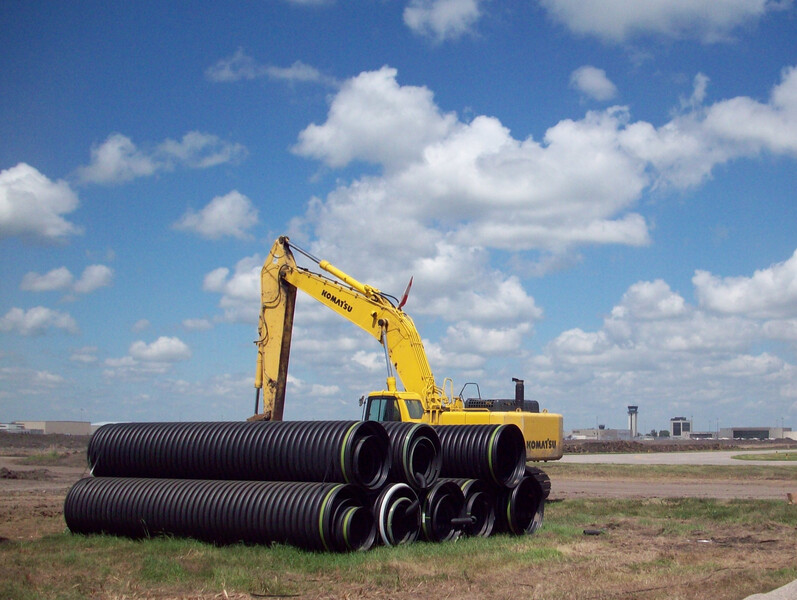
[[404, 0, 483, 42], [293, 66, 458, 170], [693, 249, 797, 319], [70, 346, 98, 363], [202, 254, 262, 323], [0, 366, 66, 394], [173, 191, 259, 240], [570, 66, 618, 101], [75, 134, 158, 184], [73, 265, 114, 294], [183, 318, 213, 331], [21, 267, 74, 292], [132, 319, 150, 332], [538, 0, 785, 43], [529, 249, 797, 427], [206, 48, 338, 86], [76, 132, 246, 184], [129, 336, 191, 362], [0, 306, 79, 336], [293, 67, 651, 254], [20, 265, 113, 295], [158, 131, 247, 169], [0, 163, 82, 241]]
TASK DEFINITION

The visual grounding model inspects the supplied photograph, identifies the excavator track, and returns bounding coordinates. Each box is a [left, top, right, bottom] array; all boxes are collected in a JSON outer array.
[[525, 465, 551, 499]]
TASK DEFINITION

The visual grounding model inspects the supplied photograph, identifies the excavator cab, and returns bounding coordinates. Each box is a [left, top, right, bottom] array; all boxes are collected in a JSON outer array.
[[362, 392, 424, 423]]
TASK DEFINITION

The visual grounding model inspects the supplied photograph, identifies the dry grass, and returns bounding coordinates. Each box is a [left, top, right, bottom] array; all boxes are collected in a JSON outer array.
[[1, 497, 795, 600]]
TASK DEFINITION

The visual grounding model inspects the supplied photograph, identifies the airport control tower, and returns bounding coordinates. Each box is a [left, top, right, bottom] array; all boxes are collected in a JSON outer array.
[[627, 405, 639, 438]]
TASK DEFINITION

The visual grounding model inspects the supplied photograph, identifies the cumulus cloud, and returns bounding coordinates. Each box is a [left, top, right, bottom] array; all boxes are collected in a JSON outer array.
[[404, 0, 483, 41], [0, 306, 79, 336], [570, 66, 619, 101], [294, 67, 458, 170], [76, 132, 246, 184], [203, 254, 262, 323], [0, 163, 82, 242], [73, 265, 114, 294], [538, 0, 786, 43], [129, 336, 192, 362], [206, 48, 338, 86], [21, 265, 113, 295], [0, 366, 66, 394], [21, 267, 74, 292], [693, 249, 797, 319], [173, 191, 259, 240], [104, 336, 192, 379], [530, 249, 797, 426]]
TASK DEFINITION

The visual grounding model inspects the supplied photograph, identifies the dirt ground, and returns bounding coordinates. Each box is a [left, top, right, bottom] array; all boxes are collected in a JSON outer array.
[[1, 433, 796, 600]]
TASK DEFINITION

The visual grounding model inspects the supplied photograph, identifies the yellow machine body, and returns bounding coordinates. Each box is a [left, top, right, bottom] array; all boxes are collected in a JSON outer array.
[[253, 236, 564, 462]]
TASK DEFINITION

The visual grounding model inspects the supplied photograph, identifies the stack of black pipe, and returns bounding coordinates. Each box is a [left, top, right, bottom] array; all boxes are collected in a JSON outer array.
[[64, 420, 545, 552]]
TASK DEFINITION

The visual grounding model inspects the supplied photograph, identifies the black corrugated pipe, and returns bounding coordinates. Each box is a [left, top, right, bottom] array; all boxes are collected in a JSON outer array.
[[493, 474, 545, 535], [420, 479, 466, 543], [434, 424, 526, 488], [380, 422, 441, 491], [369, 483, 421, 546], [87, 421, 390, 490], [64, 477, 375, 552], [442, 478, 495, 537]]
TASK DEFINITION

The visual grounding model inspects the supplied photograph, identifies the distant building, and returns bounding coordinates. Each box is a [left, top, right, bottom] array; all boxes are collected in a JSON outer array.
[[670, 417, 692, 438], [0, 423, 25, 433], [569, 427, 632, 441], [719, 426, 792, 440], [12, 421, 91, 435]]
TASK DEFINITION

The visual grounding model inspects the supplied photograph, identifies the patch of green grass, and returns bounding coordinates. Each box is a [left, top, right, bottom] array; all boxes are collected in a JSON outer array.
[[2, 498, 795, 600], [543, 462, 797, 481], [17, 450, 63, 465], [732, 451, 797, 462]]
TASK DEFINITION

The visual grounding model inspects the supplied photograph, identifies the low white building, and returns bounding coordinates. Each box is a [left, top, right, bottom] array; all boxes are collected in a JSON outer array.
[[12, 421, 91, 435]]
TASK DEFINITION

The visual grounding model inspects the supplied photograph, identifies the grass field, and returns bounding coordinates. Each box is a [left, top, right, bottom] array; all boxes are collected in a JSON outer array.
[[1, 495, 795, 600], [732, 452, 797, 462]]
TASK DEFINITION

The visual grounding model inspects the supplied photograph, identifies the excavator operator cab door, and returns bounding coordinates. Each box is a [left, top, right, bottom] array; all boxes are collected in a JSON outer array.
[[363, 394, 424, 423], [363, 395, 402, 422]]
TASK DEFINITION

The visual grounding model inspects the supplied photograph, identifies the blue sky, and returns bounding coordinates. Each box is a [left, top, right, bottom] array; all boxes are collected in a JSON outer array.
[[1, 0, 796, 433]]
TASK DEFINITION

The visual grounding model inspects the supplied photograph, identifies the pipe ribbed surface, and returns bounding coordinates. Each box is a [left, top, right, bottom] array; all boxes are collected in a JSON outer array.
[[380, 422, 441, 491], [88, 421, 390, 490], [442, 478, 495, 537], [494, 474, 545, 535], [64, 477, 375, 552], [434, 424, 526, 487], [370, 483, 420, 546], [420, 479, 465, 543]]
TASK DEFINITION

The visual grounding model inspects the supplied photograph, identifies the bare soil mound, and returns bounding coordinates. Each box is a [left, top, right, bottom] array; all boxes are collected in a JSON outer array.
[[0, 467, 53, 480]]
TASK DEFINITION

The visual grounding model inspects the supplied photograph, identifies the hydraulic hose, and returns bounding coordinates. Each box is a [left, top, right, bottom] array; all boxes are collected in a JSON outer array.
[[434, 424, 526, 488], [380, 422, 441, 491], [369, 483, 421, 546], [87, 421, 390, 490], [493, 474, 545, 535], [64, 477, 375, 552]]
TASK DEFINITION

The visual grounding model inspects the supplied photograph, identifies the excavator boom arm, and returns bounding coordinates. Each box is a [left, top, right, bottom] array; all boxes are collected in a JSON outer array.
[[253, 237, 442, 420]]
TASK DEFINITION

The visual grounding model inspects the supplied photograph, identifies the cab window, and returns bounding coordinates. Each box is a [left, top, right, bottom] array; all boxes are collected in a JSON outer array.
[[404, 399, 424, 420], [365, 396, 401, 422]]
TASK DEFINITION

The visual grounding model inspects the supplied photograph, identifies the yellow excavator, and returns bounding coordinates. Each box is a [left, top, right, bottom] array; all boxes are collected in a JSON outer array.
[[251, 236, 563, 463]]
